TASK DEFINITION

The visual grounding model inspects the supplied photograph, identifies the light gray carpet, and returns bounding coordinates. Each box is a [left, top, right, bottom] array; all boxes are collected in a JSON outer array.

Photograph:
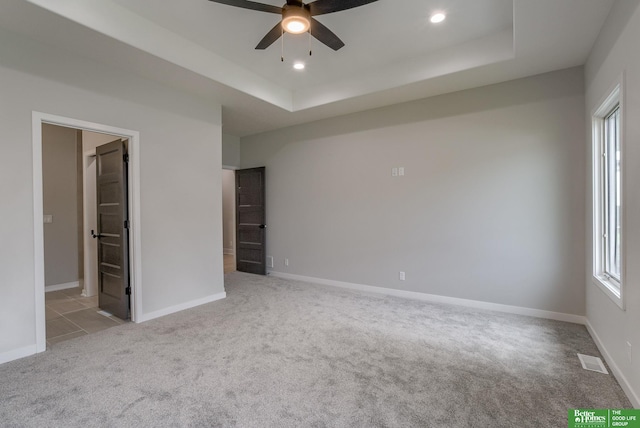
[[0, 272, 631, 427]]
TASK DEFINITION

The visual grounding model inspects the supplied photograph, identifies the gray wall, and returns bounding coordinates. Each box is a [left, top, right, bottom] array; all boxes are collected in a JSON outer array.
[[42, 124, 79, 287], [83, 130, 120, 152], [241, 67, 586, 316], [0, 27, 224, 359], [222, 133, 241, 168], [585, 0, 640, 405]]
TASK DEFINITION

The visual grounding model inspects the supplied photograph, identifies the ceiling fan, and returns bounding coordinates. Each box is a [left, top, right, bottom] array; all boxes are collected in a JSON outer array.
[[208, 0, 379, 51]]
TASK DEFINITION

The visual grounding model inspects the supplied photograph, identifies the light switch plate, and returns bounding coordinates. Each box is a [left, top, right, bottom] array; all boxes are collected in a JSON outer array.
[[43, 215, 53, 224]]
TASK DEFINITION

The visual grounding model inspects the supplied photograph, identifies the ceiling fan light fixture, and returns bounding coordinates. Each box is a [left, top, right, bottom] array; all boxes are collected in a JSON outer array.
[[293, 62, 305, 70], [282, 7, 311, 34]]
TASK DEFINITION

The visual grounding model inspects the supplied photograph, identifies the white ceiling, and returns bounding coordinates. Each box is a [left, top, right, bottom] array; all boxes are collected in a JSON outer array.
[[0, 0, 614, 136]]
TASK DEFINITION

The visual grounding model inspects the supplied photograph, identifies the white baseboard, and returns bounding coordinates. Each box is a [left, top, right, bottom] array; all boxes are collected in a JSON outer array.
[[137, 292, 227, 323], [270, 271, 586, 325], [223, 248, 235, 255], [585, 320, 640, 408], [81, 289, 96, 298], [0, 344, 38, 365], [45, 281, 80, 292]]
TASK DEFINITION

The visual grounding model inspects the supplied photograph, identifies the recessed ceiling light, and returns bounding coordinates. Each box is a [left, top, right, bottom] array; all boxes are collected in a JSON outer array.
[[293, 62, 305, 70], [430, 12, 446, 24]]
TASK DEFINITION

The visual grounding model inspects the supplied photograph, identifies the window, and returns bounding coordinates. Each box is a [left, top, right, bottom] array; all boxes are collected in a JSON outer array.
[[592, 83, 624, 308], [603, 106, 621, 281]]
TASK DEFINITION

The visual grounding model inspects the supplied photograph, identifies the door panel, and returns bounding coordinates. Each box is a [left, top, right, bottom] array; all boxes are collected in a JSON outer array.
[[238, 228, 261, 243], [236, 167, 266, 275], [96, 139, 130, 319], [238, 206, 263, 224], [101, 272, 121, 298]]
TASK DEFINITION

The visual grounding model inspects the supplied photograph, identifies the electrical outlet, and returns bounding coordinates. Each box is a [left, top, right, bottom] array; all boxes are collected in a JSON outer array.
[[285, 258, 289, 266], [267, 256, 274, 268], [399, 271, 405, 281], [399, 167, 405, 176], [392, 168, 398, 177], [627, 341, 632, 363]]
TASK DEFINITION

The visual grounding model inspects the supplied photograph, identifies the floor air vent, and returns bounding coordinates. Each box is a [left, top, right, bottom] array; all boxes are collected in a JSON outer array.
[[577, 353, 608, 374]]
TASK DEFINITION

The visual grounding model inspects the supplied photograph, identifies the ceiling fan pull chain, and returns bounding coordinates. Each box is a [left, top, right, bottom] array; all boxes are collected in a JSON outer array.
[[281, 27, 284, 62], [308, 28, 312, 56]]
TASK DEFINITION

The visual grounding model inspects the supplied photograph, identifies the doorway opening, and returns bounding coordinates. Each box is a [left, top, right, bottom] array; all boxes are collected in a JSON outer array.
[[223, 166, 267, 276], [42, 125, 129, 345], [32, 112, 142, 353], [235, 167, 267, 275]]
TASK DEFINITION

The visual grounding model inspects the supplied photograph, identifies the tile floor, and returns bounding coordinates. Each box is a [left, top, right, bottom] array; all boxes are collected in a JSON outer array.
[[47, 255, 234, 346], [45, 287, 125, 346]]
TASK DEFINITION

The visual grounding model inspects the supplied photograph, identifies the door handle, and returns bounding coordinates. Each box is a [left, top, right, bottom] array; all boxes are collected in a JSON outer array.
[[90, 229, 102, 239], [259, 224, 266, 229]]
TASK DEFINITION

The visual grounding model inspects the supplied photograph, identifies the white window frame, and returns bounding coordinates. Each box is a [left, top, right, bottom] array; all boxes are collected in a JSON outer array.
[[591, 76, 625, 310]]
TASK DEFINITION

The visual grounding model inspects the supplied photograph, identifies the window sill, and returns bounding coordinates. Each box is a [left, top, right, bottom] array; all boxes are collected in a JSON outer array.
[[592, 275, 624, 310]]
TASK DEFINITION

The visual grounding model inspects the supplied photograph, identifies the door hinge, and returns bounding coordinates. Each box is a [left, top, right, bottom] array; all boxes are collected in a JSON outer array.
[[125, 286, 131, 296], [124, 220, 130, 229], [123, 153, 129, 163]]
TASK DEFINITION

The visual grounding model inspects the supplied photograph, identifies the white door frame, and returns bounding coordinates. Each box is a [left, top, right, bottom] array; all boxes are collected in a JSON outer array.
[[32, 112, 142, 353]]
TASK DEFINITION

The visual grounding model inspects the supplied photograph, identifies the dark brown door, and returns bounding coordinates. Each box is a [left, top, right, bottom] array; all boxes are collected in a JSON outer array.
[[236, 167, 266, 275], [95, 139, 130, 319]]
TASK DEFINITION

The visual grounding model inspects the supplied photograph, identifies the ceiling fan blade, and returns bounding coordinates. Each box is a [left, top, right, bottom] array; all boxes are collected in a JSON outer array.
[[208, 0, 282, 14], [255, 22, 283, 50], [308, 0, 378, 16], [310, 18, 344, 51]]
